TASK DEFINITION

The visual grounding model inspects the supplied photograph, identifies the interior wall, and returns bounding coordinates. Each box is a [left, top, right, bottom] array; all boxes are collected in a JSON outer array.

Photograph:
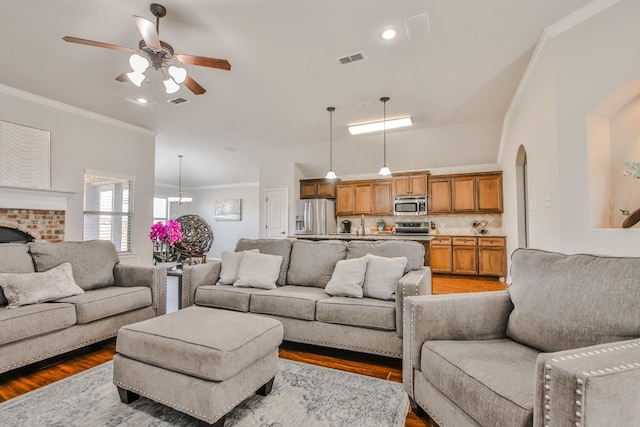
[[500, 0, 640, 258], [500, 51, 561, 259], [0, 85, 156, 265], [155, 184, 260, 260]]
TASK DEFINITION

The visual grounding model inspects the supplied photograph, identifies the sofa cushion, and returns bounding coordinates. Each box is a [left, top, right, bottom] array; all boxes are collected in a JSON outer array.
[[195, 284, 267, 312], [0, 262, 85, 308], [324, 256, 368, 298], [0, 303, 76, 345], [29, 240, 120, 291], [421, 339, 537, 427], [363, 254, 407, 301], [316, 297, 396, 330], [286, 240, 347, 288], [56, 286, 151, 324], [249, 285, 328, 320], [346, 240, 423, 274], [235, 238, 293, 286], [234, 252, 282, 290], [217, 249, 259, 285], [507, 248, 640, 352], [0, 243, 36, 306]]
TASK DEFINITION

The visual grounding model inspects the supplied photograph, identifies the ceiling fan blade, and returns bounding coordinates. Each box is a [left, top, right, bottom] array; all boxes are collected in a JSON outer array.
[[134, 16, 161, 50], [63, 36, 137, 54], [115, 73, 128, 82], [184, 76, 207, 95], [175, 54, 231, 71]]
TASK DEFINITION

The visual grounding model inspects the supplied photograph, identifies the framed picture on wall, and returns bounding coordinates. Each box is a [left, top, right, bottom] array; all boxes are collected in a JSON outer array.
[[214, 199, 242, 221]]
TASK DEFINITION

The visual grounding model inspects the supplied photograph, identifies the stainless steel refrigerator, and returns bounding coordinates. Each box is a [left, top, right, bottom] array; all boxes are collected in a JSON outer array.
[[294, 199, 337, 235]]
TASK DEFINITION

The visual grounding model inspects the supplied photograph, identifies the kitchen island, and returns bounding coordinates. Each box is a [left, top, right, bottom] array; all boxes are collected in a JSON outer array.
[[289, 233, 432, 266]]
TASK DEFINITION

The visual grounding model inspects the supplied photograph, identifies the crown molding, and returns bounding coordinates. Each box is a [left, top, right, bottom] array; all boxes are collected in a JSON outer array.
[[497, 0, 621, 164], [0, 84, 156, 137]]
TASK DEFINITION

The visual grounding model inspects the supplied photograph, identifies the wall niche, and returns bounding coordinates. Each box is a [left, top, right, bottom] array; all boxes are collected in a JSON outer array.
[[588, 77, 640, 229]]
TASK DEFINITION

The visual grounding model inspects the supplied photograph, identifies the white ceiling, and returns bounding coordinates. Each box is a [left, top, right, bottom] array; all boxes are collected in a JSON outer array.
[[0, 0, 593, 187]]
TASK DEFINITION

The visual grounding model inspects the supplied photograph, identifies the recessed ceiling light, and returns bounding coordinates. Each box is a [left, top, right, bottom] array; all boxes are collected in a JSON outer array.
[[136, 97, 148, 104], [380, 28, 398, 40]]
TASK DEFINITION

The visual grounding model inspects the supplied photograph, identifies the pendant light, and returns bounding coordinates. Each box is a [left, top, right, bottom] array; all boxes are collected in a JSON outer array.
[[168, 155, 192, 205], [325, 106, 337, 180], [378, 97, 392, 176]]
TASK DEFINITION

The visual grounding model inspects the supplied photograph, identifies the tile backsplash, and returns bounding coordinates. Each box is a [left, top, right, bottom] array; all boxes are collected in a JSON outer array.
[[337, 214, 503, 236]]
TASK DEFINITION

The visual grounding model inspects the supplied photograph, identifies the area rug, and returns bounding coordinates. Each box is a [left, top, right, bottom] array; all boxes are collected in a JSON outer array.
[[0, 359, 409, 427]]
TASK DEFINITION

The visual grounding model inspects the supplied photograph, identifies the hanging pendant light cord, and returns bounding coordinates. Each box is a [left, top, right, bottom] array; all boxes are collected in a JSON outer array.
[[381, 97, 389, 167], [328, 107, 335, 171], [178, 154, 183, 199]]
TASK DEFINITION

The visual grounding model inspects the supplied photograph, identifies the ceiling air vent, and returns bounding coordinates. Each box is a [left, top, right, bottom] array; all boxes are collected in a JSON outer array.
[[336, 51, 368, 66], [167, 97, 189, 105]]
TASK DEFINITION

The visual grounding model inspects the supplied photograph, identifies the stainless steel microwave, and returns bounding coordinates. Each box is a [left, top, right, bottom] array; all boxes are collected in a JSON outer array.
[[394, 196, 427, 215]]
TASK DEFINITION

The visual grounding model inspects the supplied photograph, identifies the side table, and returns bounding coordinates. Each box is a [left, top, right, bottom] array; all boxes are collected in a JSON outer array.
[[166, 265, 183, 309]]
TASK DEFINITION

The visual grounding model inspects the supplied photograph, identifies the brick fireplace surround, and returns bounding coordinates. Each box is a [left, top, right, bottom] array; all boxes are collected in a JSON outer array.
[[0, 208, 65, 242]]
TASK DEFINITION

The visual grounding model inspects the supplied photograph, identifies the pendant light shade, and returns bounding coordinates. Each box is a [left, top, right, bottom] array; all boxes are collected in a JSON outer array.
[[325, 106, 338, 180], [168, 155, 192, 205], [378, 97, 392, 176]]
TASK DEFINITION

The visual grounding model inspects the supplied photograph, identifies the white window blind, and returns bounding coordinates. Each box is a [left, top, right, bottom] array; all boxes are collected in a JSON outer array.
[[153, 197, 168, 224], [83, 171, 135, 253]]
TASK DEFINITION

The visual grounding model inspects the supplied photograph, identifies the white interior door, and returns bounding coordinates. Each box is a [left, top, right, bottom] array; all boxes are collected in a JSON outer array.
[[265, 188, 288, 238]]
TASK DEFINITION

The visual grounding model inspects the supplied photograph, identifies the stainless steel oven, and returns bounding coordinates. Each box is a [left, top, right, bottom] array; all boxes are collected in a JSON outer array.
[[394, 196, 427, 215]]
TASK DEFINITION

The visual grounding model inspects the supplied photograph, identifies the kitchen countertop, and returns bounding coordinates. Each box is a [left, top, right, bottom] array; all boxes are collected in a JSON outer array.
[[290, 233, 433, 241]]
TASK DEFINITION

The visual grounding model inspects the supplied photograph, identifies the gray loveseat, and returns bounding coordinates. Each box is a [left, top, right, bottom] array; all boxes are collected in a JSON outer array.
[[0, 240, 166, 374], [182, 238, 431, 358], [403, 248, 640, 427]]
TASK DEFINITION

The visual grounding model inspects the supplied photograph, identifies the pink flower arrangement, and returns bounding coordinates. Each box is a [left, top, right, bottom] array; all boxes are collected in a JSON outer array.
[[150, 220, 183, 263]]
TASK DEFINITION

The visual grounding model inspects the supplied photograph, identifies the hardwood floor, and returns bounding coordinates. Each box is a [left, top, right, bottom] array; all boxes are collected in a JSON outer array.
[[0, 274, 505, 426]]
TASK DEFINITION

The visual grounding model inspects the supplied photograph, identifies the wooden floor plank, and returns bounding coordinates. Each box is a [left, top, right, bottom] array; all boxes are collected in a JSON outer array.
[[0, 275, 504, 426]]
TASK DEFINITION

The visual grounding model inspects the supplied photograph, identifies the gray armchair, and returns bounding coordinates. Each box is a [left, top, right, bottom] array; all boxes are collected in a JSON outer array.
[[403, 248, 640, 427]]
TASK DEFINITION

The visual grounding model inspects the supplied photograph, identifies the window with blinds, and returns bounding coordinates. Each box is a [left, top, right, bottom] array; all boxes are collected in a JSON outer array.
[[83, 171, 135, 253]]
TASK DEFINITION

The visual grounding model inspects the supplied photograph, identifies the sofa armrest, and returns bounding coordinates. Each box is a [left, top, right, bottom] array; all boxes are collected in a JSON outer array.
[[181, 261, 221, 308], [534, 338, 640, 427], [395, 267, 431, 337], [114, 264, 167, 316], [402, 291, 512, 398]]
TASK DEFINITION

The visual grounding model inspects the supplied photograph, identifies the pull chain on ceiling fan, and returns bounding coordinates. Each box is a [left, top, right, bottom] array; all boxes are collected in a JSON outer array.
[[63, 3, 230, 95]]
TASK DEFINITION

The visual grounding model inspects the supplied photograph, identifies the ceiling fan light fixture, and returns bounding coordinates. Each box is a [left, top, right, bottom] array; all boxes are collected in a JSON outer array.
[[168, 65, 187, 84], [163, 77, 181, 94], [127, 71, 146, 87], [129, 53, 149, 72]]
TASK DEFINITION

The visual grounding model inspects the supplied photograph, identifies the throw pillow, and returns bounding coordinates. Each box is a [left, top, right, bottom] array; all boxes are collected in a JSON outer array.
[[0, 262, 85, 308], [218, 249, 260, 285], [234, 251, 283, 290], [325, 257, 369, 298], [363, 254, 408, 301]]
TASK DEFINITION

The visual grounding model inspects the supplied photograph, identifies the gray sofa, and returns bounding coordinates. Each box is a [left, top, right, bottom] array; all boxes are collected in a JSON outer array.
[[0, 240, 166, 374], [182, 238, 431, 358], [403, 248, 640, 427]]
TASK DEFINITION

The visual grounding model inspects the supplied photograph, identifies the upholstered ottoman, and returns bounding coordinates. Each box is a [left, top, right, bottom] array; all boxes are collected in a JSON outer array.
[[113, 306, 284, 426]]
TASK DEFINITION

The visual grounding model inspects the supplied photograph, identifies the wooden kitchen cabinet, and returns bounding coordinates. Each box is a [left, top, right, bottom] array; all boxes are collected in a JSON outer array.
[[353, 183, 373, 214], [393, 172, 428, 196], [337, 180, 392, 215], [372, 180, 393, 215], [429, 236, 452, 273], [336, 184, 354, 215], [452, 237, 477, 274], [476, 174, 503, 212], [478, 237, 506, 276], [429, 171, 503, 214], [428, 178, 452, 213], [300, 178, 337, 199], [452, 177, 475, 212]]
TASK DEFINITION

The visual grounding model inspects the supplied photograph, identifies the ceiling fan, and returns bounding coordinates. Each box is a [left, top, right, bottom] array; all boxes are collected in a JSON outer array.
[[63, 3, 230, 95]]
